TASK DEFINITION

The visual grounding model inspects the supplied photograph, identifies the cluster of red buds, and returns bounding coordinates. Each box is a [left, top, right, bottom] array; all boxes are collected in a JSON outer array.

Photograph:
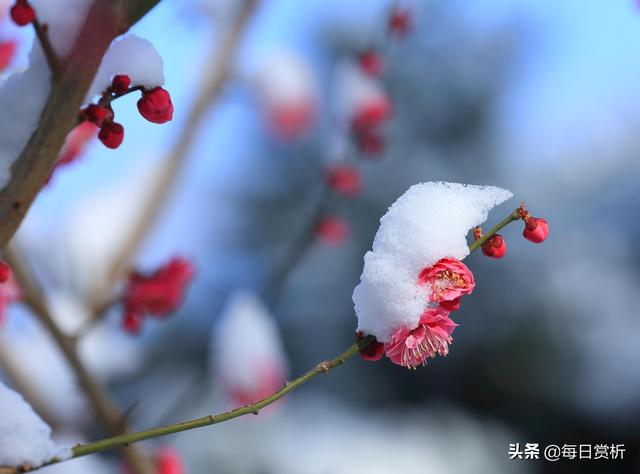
[[475, 204, 549, 259], [80, 74, 173, 150], [9, 0, 35, 26], [315, 7, 414, 247], [121, 257, 194, 334]]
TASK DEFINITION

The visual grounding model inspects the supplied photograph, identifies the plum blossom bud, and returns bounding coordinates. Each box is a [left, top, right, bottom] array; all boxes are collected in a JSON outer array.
[[481, 234, 506, 258], [122, 311, 142, 334], [0, 40, 17, 72], [98, 121, 124, 149], [388, 6, 412, 37], [523, 217, 549, 243], [10, 1, 35, 26], [351, 94, 392, 135], [316, 216, 350, 246], [356, 128, 385, 156], [335, 62, 391, 141], [357, 333, 385, 361], [83, 104, 110, 126], [254, 51, 317, 139], [211, 292, 289, 408], [358, 51, 383, 77], [111, 74, 131, 94], [137, 87, 174, 124], [327, 165, 361, 197]]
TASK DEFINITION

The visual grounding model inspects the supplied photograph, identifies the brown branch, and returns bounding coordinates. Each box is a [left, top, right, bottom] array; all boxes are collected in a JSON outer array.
[[88, 0, 259, 314], [0, 0, 162, 249], [4, 244, 154, 474]]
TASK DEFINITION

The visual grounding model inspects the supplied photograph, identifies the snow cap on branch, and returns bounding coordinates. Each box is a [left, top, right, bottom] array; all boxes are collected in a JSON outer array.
[[211, 291, 288, 407], [30, 0, 92, 55], [253, 50, 317, 139], [0, 381, 70, 467], [353, 182, 512, 343], [86, 34, 165, 102]]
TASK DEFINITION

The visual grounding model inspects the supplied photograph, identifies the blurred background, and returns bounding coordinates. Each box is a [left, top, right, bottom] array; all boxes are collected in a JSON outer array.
[[1, 0, 639, 473]]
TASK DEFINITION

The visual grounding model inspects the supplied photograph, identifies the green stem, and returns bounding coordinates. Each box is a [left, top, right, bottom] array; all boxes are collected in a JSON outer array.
[[68, 336, 373, 461], [468, 208, 521, 253]]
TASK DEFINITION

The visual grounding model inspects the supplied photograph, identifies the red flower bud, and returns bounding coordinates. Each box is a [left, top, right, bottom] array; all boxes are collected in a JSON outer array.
[[358, 335, 385, 362], [327, 165, 361, 197], [122, 311, 143, 334], [523, 217, 549, 244], [358, 51, 384, 77], [111, 74, 131, 94], [83, 104, 109, 126], [0, 262, 11, 284], [98, 121, 124, 149], [481, 234, 507, 258], [10, 1, 35, 26], [356, 128, 385, 156], [388, 7, 412, 37], [316, 216, 349, 246], [137, 87, 174, 124], [439, 297, 461, 312], [351, 98, 392, 134]]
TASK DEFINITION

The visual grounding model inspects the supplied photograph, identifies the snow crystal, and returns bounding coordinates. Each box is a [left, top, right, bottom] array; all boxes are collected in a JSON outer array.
[[211, 291, 288, 398], [85, 35, 165, 102], [0, 45, 50, 189], [353, 182, 513, 342], [31, 0, 92, 56], [0, 381, 71, 468]]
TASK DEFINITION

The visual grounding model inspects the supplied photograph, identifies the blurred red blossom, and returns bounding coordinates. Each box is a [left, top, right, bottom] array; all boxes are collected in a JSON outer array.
[[315, 216, 350, 246], [122, 258, 195, 334], [327, 165, 361, 197]]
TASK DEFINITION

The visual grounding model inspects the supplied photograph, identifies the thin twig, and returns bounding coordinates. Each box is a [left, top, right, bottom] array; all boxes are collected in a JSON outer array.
[[468, 207, 521, 253], [266, 183, 331, 303], [4, 244, 154, 474], [33, 20, 61, 77], [88, 0, 260, 316], [24, 335, 374, 472]]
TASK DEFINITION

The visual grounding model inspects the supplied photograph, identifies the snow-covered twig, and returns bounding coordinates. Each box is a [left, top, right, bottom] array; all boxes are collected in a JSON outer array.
[[88, 0, 260, 316]]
